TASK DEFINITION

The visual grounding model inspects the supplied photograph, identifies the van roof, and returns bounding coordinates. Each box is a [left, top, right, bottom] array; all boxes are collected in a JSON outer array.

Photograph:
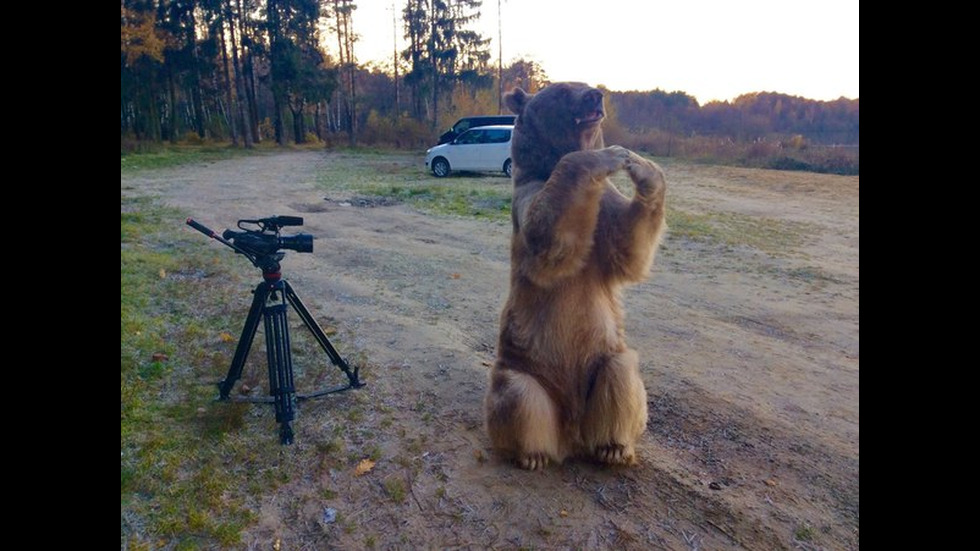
[[460, 124, 514, 130]]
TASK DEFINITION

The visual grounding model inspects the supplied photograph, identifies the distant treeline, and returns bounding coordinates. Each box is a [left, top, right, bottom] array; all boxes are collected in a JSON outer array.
[[121, 0, 858, 174], [608, 90, 858, 146], [602, 90, 858, 174]]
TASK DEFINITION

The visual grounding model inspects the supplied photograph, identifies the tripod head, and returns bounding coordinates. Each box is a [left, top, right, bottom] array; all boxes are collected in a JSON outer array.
[[186, 216, 313, 274]]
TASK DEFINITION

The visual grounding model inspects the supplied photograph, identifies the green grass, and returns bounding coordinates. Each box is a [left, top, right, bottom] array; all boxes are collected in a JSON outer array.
[[665, 207, 812, 255], [315, 150, 514, 221], [795, 522, 815, 542], [313, 149, 814, 251], [121, 188, 383, 549], [365, 183, 512, 220], [123, 192, 369, 547], [382, 477, 407, 503], [120, 143, 267, 173], [122, 194, 260, 548]]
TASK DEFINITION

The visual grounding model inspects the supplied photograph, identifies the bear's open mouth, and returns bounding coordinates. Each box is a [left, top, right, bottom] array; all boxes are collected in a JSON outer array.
[[574, 110, 604, 125]]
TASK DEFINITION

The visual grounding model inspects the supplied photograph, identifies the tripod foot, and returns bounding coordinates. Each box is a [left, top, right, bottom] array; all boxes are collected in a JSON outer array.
[[279, 422, 294, 445]]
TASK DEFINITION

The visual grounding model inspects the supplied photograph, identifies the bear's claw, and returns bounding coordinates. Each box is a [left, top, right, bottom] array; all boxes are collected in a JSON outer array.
[[595, 444, 636, 465], [517, 452, 551, 471]]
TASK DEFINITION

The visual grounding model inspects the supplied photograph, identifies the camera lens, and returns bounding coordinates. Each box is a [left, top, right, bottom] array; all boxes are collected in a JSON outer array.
[[280, 233, 313, 253]]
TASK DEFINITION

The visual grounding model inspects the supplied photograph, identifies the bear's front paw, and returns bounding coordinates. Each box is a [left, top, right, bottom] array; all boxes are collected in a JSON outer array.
[[595, 443, 636, 466], [576, 145, 631, 175], [624, 154, 666, 196], [517, 452, 551, 471], [600, 145, 632, 167]]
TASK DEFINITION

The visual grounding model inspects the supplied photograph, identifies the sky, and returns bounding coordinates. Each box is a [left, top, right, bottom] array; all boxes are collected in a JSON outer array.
[[341, 0, 859, 106]]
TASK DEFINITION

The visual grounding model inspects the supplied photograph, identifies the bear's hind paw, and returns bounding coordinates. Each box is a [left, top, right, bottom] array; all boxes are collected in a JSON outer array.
[[517, 452, 551, 471], [595, 444, 636, 466]]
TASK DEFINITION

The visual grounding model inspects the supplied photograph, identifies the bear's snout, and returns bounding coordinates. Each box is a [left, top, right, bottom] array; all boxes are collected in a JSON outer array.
[[583, 88, 603, 107], [575, 89, 605, 125]]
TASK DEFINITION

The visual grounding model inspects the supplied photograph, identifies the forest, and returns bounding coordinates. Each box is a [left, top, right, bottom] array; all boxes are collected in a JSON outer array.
[[121, 0, 859, 174]]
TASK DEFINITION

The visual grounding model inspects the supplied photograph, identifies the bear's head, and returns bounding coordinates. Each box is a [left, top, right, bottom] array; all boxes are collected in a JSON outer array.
[[504, 82, 606, 185]]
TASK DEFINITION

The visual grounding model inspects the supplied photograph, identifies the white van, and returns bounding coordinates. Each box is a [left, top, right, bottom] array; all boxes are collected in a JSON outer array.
[[425, 125, 513, 178]]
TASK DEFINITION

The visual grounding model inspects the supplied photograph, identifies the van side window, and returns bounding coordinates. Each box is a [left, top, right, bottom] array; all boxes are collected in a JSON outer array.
[[486, 129, 510, 143], [456, 129, 485, 144]]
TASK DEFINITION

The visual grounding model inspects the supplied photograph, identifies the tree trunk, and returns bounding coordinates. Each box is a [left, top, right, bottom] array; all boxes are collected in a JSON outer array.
[[226, 0, 252, 148], [392, 1, 399, 119], [429, 0, 438, 131], [334, 1, 347, 135], [333, 0, 356, 146], [141, 62, 162, 142], [291, 99, 305, 143], [314, 101, 322, 141], [497, 0, 502, 114], [218, 18, 238, 146], [186, 5, 206, 139], [344, 9, 357, 146], [237, 0, 260, 143], [245, 55, 261, 143], [267, 0, 285, 145], [167, 64, 178, 143]]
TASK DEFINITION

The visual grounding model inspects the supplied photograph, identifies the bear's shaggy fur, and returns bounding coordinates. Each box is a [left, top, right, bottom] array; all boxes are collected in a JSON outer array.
[[485, 82, 668, 470]]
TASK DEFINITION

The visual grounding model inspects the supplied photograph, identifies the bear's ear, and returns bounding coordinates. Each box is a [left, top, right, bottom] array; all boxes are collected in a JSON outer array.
[[504, 88, 531, 115]]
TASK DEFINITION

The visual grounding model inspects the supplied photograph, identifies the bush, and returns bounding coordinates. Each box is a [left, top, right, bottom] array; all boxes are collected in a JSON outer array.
[[745, 139, 779, 159], [807, 147, 859, 175], [767, 156, 813, 171], [121, 135, 162, 155], [258, 117, 276, 142], [358, 111, 434, 149], [207, 117, 229, 141], [180, 132, 207, 146]]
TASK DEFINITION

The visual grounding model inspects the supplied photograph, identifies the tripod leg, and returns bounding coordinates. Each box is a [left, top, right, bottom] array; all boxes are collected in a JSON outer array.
[[283, 281, 364, 388], [264, 300, 297, 445], [219, 281, 270, 399]]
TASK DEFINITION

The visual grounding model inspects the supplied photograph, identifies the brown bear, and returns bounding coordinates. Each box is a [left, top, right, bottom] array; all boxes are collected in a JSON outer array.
[[484, 82, 668, 470]]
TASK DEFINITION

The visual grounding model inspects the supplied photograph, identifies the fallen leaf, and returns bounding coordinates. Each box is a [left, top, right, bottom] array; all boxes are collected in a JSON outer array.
[[151, 353, 168, 362], [450, 273, 461, 279], [324, 326, 338, 336], [481, 360, 492, 367], [159, 268, 166, 279], [559, 509, 569, 518], [219, 332, 235, 342], [354, 458, 375, 476]]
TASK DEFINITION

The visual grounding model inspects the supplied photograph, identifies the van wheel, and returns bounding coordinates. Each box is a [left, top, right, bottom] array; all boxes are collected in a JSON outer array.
[[503, 159, 512, 178], [432, 158, 450, 178]]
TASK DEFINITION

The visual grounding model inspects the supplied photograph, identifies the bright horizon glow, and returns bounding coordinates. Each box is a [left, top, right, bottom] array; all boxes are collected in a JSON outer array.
[[338, 0, 858, 106]]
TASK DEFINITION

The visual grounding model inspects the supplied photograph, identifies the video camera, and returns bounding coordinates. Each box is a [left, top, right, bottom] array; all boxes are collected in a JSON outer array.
[[221, 215, 313, 257], [187, 215, 313, 271]]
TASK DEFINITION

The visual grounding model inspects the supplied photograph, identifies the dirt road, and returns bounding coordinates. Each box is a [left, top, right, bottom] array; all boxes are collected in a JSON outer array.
[[123, 149, 858, 550]]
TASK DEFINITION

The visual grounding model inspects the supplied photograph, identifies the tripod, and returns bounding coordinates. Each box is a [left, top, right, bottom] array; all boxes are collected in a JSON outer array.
[[187, 217, 364, 444]]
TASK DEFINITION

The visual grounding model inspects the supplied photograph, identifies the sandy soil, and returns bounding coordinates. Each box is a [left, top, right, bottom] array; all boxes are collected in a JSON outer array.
[[122, 149, 858, 550]]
